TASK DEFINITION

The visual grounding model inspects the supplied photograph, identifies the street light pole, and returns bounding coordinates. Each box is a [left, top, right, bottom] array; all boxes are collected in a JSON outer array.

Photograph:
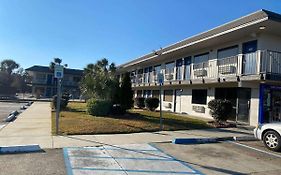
[[159, 81, 163, 131], [154, 47, 164, 131]]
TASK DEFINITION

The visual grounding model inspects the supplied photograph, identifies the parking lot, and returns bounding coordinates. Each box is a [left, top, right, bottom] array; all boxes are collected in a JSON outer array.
[[0, 102, 27, 125], [154, 141, 281, 175], [0, 140, 281, 175], [0, 149, 66, 175]]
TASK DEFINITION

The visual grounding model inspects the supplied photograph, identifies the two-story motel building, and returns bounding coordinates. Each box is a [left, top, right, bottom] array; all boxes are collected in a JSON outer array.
[[26, 65, 83, 98], [117, 10, 281, 126]]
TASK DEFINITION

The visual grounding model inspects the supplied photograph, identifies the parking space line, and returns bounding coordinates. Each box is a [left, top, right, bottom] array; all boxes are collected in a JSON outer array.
[[67, 147, 161, 152], [228, 141, 281, 159], [63, 148, 74, 175], [148, 143, 204, 175], [68, 155, 176, 161], [72, 167, 199, 174]]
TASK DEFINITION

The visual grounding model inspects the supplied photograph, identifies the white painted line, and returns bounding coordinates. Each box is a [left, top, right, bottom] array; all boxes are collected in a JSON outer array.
[[228, 141, 281, 159]]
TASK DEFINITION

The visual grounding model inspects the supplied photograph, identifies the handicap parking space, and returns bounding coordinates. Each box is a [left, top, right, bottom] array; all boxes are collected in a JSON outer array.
[[63, 143, 203, 175]]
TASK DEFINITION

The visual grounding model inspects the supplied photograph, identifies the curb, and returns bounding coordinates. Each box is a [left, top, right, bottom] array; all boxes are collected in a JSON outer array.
[[233, 136, 258, 141], [0, 144, 42, 154], [172, 136, 257, 144]]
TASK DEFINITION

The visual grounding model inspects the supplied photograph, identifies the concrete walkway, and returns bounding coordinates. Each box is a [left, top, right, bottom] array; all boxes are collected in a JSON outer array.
[[0, 102, 53, 148], [0, 102, 254, 149]]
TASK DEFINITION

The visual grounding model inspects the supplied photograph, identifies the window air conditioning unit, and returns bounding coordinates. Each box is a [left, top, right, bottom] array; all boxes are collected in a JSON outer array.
[[194, 70, 207, 77], [192, 106, 205, 113], [165, 74, 173, 81], [164, 102, 172, 108]]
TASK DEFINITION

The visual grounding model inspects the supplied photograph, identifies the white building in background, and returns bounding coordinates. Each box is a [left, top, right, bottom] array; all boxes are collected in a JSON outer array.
[[117, 9, 281, 126]]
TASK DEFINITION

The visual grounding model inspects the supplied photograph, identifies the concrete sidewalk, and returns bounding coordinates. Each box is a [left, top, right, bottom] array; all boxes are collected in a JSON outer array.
[[0, 102, 254, 149], [0, 102, 53, 148]]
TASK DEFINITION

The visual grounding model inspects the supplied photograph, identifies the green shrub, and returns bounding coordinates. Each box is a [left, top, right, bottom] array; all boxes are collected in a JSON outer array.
[[145, 98, 159, 111], [208, 99, 232, 122], [134, 97, 145, 109], [119, 72, 134, 110], [52, 93, 70, 110], [87, 98, 112, 116]]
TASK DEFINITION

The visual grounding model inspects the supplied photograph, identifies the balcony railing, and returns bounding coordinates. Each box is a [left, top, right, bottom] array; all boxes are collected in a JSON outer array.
[[32, 79, 47, 84], [62, 81, 79, 86], [131, 50, 281, 85]]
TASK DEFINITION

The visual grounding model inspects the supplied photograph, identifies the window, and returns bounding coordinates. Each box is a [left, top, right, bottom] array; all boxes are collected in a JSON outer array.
[[73, 76, 81, 82], [143, 90, 151, 98], [192, 89, 207, 104], [176, 59, 183, 80], [36, 73, 46, 80], [152, 90, 160, 98], [164, 90, 173, 102], [184, 56, 191, 80], [154, 65, 161, 82], [144, 67, 153, 83], [137, 90, 142, 97], [193, 53, 209, 64], [217, 45, 239, 59], [137, 69, 143, 83], [130, 71, 136, 83], [165, 62, 174, 74], [144, 67, 149, 83]]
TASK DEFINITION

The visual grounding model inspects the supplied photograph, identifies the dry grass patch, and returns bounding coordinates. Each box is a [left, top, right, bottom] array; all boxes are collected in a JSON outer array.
[[52, 102, 211, 135]]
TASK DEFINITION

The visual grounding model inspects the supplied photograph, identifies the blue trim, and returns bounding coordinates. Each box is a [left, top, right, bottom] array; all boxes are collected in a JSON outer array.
[[63, 148, 73, 175], [148, 143, 204, 175], [72, 167, 198, 174], [68, 155, 175, 161], [258, 84, 265, 124]]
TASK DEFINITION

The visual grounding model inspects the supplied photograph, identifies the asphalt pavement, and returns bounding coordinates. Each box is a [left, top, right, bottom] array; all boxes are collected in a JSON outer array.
[[0, 149, 66, 175]]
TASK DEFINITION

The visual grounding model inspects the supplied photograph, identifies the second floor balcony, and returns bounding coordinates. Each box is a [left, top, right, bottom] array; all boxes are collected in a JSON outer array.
[[131, 50, 281, 86]]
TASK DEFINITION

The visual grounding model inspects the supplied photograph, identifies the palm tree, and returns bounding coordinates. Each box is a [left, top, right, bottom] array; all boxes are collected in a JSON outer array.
[[49, 58, 65, 71], [80, 58, 118, 100]]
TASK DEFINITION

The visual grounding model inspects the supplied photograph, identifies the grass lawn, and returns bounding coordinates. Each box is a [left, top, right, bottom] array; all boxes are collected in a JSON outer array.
[[52, 102, 211, 135]]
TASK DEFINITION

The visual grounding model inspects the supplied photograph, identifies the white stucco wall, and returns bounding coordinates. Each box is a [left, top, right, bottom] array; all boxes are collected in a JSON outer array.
[[258, 33, 281, 51], [249, 88, 260, 126]]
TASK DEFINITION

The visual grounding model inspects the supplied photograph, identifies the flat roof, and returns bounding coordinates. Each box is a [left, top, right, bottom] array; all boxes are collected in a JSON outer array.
[[118, 9, 281, 69]]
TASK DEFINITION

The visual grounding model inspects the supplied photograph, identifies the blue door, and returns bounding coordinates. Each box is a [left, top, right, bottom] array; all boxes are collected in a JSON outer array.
[[242, 40, 257, 74], [46, 87, 52, 97]]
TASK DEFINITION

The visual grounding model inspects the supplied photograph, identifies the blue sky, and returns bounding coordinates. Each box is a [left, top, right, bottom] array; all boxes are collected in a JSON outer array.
[[0, 0, 280, 70]]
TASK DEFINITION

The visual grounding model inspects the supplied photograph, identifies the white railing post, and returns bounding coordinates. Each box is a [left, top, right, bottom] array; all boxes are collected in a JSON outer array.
[[256, 50, 261, 74], [190, 63, 194, 79], [237, 54, 243, 75], [173, 66, 177, 81]]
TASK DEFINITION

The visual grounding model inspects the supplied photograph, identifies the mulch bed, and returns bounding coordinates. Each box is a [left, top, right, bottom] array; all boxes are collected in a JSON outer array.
[[207, 121, 237, 128]]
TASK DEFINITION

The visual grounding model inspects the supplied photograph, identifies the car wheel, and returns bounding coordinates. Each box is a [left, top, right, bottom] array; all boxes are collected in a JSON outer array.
[[263, 130, 281, 152]]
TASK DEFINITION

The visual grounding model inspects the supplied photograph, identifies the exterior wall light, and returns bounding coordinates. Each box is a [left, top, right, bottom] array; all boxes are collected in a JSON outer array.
[[259, 26, 266, 30]]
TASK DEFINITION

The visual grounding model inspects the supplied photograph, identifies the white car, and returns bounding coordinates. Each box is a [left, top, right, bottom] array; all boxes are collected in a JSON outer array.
[[254, 123, 281, 152]]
